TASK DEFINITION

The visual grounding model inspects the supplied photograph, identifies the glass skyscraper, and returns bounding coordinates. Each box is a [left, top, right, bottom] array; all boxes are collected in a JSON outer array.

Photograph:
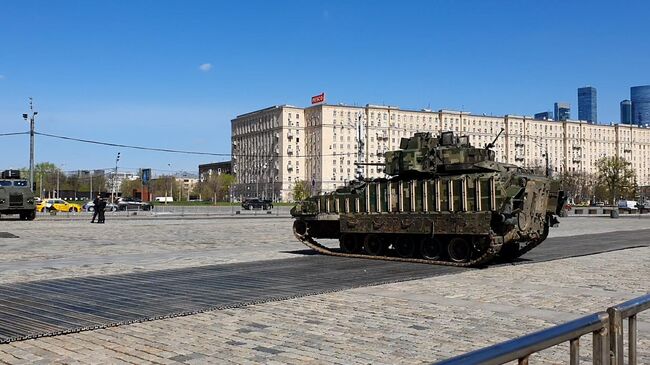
[[578, 86, 597, 123], [554, 102, 570, 121], [620, 100, 632, 124], [631, 85, 650, 125], [534, 111, 553, 120]]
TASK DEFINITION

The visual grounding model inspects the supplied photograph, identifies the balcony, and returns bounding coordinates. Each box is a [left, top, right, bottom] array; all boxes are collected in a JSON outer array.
[[287, 164, 293, 171], [287, 131, 293, 139], [287, 146, 294, 155]]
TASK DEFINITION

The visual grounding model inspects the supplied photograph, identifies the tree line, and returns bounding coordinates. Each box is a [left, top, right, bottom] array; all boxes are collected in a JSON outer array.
[[19, 156, 641, 204], [292, 156, 641, 205]]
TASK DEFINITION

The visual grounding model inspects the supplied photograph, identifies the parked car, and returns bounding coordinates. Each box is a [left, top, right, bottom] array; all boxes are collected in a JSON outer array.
[[617, 200, 639, 213], [241, 198, 273, 210], [37, 199, 82, 212], [83, 201, 118, 212], [117, 197, 153, 211]]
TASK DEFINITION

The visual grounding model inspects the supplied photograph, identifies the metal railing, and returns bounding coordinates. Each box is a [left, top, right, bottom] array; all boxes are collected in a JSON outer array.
[[434, 293, 650, 365], [434, 312, 608, 365], [609, 293, 650, 365]]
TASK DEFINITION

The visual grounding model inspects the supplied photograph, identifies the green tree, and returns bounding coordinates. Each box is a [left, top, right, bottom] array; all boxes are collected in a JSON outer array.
[[196, 174, 235, 202], [556, 171, 596, 204], [149, 176, 179, 199], [33, 162, 60, 198], [292, 180, 311, 201], [66, 172, 82, 199], [120, 178, 143, 198], [595, 156, 637, 203]]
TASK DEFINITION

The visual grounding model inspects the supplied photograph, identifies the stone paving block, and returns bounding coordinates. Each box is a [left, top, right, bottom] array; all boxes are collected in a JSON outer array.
[[1, 218, 649, 363]]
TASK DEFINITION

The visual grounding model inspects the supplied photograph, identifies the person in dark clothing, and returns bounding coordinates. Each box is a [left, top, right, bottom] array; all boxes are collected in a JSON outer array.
[[97, 198, 107, 223], [91, 195, 101, 223]]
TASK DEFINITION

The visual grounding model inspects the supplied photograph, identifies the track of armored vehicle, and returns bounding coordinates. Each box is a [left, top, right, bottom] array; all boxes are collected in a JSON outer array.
[[291, 131, 565, 267]]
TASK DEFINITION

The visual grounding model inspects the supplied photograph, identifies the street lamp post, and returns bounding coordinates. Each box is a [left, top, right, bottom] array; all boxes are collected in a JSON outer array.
[[56, 164, 65, 198], [167, 163, 172, 204], [111, 152, 120, 203], [22, 98, 37, 192]]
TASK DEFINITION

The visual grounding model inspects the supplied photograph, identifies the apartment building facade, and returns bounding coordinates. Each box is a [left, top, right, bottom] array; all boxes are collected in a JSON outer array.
[[232, 103, 650, 201]]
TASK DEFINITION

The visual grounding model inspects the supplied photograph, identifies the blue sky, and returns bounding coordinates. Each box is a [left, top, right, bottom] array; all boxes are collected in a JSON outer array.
[[1, 0, 648, 174]]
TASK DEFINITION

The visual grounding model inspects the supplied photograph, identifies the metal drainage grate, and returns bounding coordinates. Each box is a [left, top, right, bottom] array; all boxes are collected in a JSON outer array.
[[0, 256, 461, 343], [0, 228, 647, 344]]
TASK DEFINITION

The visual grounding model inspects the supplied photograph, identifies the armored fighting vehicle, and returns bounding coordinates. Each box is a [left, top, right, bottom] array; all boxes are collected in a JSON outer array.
[[0, 170, 36, 220], [291, 131, 565, 267]]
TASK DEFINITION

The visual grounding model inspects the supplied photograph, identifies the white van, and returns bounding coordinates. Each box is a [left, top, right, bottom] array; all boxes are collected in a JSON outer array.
[[617, 200, 638, 212], [155, 196, 174, 203]]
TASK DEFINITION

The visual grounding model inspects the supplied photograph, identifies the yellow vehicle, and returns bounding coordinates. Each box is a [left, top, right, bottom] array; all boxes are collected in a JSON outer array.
[[36, 199, 82, 212]]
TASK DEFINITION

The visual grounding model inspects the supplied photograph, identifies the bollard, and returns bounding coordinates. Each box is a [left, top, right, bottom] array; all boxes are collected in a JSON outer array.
[[610, 209, 619, 219], [235, 210, 240, 215]]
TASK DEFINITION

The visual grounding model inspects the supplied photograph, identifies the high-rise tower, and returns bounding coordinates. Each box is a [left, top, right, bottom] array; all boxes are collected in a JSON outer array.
[[620, 100, 632, 124], [631, 85, 650, 125], [578, 86, 597, 123], [554, 102, 570, 121]]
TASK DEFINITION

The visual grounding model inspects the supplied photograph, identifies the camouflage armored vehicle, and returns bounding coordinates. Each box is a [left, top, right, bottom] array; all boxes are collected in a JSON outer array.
[[291, 131, 565, 267], [0, 170, 36, 220]]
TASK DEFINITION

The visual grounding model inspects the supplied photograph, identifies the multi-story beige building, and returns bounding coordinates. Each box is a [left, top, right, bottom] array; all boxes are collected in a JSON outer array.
[[232, 103, 650, 201]]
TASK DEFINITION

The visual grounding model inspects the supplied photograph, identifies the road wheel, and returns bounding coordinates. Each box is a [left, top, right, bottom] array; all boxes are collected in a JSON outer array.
[[27, 210, 36, 220], [293, 220, 308, 237], [363, 234, 387, 256], [420, 237, 443, 260], [447, 237, 472, 263], [69, 207, 78, 212], [88, 207, 95, 212], [339, 234, 360, 253], [394, 236, 416, 258]]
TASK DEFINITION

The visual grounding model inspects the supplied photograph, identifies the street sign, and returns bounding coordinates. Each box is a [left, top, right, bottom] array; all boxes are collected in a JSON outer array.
[[141, 168, 151, 184], [311, 93, 325, 104]]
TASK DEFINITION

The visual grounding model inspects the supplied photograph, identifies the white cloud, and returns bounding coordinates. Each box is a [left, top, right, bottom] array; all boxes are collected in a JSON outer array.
[[198, 63, 213, 72]]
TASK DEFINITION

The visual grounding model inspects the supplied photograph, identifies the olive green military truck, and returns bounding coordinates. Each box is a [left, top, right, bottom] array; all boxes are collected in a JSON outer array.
[[0, 170, 36, 220]]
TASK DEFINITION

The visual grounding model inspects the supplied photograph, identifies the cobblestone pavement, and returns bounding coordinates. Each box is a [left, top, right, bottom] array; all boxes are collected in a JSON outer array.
[[0, 216, 649, 364], [2, 216, 650, 285], [0, 247, 648, 364]]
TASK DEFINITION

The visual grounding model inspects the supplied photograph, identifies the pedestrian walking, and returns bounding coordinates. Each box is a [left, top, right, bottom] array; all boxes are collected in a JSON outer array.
[[91, 195, 100, 223], [97, 198, 107, 223]]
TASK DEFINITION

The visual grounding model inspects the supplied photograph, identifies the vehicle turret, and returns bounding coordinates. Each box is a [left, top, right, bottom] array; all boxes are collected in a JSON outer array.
[[383, 130, 499, 176]]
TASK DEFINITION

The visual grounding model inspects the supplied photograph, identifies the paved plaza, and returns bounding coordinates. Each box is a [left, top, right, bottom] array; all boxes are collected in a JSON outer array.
[[0, 216, 649, 364]]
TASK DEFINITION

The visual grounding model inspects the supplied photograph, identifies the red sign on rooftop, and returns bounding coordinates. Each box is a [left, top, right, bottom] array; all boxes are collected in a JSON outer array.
[[311, 93, 325, 105]]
